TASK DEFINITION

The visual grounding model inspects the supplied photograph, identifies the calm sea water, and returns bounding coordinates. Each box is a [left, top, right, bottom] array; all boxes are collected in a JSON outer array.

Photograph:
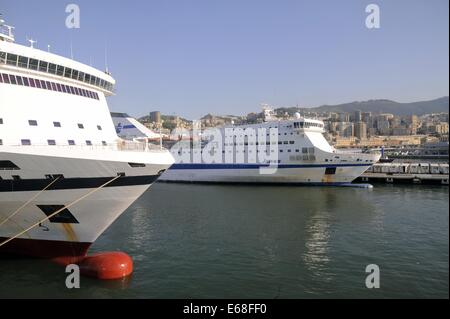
[[0, 183, 448, 298]]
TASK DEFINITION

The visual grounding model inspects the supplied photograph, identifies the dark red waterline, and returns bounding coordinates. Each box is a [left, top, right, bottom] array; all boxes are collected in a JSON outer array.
[[0, 237, 91, 261], [0, 237, 133, 279]]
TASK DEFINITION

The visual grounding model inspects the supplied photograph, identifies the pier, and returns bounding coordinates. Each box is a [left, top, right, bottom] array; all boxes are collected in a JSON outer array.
[[355, 162, 449, 185], [356, 173, 449, 185]]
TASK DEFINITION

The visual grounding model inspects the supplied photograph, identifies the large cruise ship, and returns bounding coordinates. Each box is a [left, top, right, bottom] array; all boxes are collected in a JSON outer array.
[[0, 17, 174, 270]]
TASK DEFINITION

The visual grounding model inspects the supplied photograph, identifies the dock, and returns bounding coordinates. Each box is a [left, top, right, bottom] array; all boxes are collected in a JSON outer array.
[[356, 162, 449, 185], [356, 173, 449, 185]]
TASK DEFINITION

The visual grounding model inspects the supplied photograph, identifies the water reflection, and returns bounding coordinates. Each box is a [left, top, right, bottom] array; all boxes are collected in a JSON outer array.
[[300, 188, 378, 282], [303, 213, 331, 267]]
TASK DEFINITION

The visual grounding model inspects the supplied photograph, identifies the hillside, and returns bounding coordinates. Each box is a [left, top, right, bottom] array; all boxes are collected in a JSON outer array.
[[278, 96, 449, 116]]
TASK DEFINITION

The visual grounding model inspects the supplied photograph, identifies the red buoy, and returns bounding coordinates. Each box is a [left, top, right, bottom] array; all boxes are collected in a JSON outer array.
[[51, 251, 133, 280], [78, 252, 133, 280]]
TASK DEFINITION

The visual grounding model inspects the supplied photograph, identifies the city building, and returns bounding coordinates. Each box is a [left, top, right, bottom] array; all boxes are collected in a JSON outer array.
[[150, 111, 161, 123], [338, 113, 350, 122], [354, 121, 367, 140], [336, 122, 354, 137], [362, 112, 372, 123]]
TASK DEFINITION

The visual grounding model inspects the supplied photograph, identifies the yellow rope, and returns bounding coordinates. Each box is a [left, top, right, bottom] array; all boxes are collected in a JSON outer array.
[[0, 175, 121, 248], [0, 176, 61, 227]]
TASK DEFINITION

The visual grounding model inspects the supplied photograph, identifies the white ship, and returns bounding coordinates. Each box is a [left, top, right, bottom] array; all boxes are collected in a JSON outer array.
[[161, 107, 380, 184], [0, 18, 174, 264], [113, 108, 381, 185]]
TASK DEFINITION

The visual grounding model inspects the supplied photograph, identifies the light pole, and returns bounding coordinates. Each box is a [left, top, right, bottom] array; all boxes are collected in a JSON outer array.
[[159, 123, 163, 150]]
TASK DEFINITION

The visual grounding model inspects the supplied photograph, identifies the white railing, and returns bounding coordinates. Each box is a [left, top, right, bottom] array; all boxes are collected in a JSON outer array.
[[117, 141, 164, 152], [0, 25, 14, 39]]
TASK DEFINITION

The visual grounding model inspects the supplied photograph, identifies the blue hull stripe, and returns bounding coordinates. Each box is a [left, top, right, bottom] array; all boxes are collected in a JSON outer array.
[[170, 163, 371, 170], [159, 180, 355, 186], [0, 175, 159, 193]]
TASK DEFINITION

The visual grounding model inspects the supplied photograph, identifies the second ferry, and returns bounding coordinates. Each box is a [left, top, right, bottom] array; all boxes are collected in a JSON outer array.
[[113, 108, 381, 185]]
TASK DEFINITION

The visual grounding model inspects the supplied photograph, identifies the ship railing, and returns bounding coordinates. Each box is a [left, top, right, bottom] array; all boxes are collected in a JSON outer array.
[[116, 140, 165, 152], [0, 25, 12, 37]]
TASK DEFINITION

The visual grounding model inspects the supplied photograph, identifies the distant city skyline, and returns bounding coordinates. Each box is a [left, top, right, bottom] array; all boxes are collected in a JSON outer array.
[[2, 0, 448, 118]]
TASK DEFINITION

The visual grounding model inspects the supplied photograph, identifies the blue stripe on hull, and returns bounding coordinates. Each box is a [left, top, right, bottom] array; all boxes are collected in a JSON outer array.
[[158, 179, 351, 186], [0, 175, 159, 193], [170, 163, 371, 170]]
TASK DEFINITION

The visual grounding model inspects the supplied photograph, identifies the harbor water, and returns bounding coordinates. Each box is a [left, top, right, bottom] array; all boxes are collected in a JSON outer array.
[[0, 183, 448, 298]]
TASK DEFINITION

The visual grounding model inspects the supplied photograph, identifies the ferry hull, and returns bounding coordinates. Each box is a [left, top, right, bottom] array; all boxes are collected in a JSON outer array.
[[160, 163, 374, 184], [0, 184, 151, 258], [0, 149, 173, 259]]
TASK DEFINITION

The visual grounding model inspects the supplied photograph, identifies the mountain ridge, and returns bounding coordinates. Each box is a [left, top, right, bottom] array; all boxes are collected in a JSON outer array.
[[137, 96, 449, 121], [284, 96, 449, 116]]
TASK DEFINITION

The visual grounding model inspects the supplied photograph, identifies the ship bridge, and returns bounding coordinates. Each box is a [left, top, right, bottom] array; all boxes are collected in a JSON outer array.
[[292, 119, 325, 133]]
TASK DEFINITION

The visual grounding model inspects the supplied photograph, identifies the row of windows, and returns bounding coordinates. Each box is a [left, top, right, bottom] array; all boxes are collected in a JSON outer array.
[[0, 72, 100, 100], [294, 122, 324, 129], [229, 125, 301, 130], [16, 139, 107, 146], [0, 51, 114, 92], [179, 147, 314, 154], [0, 118, 102, 130], [221, 131, 296, 137], [227, 126, 278, 131], [224, 140, 295, 146], [227, 122, 324, 135], [290, 155, 316, 161], [279, 148, 314, 154]]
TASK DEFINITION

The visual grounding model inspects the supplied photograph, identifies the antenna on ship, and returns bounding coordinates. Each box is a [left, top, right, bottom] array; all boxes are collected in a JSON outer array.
[[104, 41, 110, 75], [26, 37, 37, 48], [47, 44, 51, 52], [70, 39, 74, 59]]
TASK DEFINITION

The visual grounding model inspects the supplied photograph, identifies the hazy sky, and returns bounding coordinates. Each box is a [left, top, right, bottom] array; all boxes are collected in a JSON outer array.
[[1, 0, 448, 119]]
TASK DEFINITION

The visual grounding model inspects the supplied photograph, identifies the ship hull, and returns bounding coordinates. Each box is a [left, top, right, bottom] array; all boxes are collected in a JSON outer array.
[[0, 184, 153, 258], [160, 163, 374, 184], [0, 148, 172, 259]]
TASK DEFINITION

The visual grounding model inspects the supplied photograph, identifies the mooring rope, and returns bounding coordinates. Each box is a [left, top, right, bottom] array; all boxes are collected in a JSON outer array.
[[0, 174, 121, 248], [0, 176, 61, 228]]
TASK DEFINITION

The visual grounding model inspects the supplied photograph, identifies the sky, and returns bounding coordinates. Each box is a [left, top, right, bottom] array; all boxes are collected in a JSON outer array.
[[1, 0, 448, 119]]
